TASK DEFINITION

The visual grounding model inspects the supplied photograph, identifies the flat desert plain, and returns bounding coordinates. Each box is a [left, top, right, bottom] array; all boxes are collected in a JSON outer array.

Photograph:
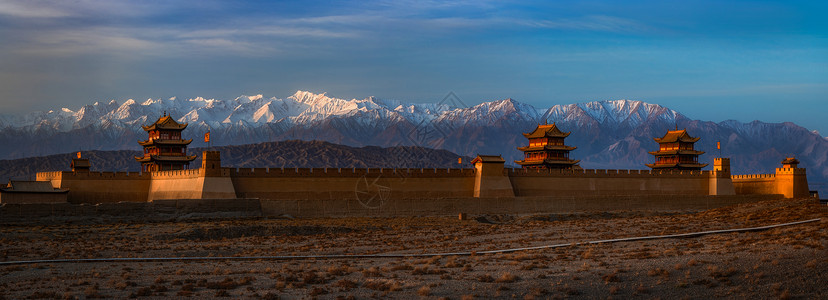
[[1, 198, 826, 299]]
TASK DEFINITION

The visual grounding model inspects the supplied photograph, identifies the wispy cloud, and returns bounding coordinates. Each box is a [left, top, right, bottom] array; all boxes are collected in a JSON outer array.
[[0, 1, 73, 18], [523, 15, 653, 33], [0, 0, 663, 59]]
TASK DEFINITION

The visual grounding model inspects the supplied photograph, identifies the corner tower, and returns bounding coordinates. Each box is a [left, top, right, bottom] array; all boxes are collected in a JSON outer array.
[[775, 157, 809, 198], [646, 128, 707, 170], [514, 123, 580, 169], [135, 113, 197, 172]]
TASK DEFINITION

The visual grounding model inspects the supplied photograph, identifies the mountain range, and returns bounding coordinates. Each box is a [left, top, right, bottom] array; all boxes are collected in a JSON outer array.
[[1, 91, 826, 192]]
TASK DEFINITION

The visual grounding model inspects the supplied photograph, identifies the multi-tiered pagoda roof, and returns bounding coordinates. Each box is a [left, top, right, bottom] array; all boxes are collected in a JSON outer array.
[[515, 123, 580, 169], [135, 113, 197, 172], [646, 129, 707, 170]]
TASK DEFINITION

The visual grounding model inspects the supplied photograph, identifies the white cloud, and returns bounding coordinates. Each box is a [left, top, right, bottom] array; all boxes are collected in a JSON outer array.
[[0, 1, 73, 18], [524, 15, 652, 33]]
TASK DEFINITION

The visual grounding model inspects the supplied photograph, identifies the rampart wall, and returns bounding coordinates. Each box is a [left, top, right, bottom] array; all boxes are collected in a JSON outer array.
[[36, 166, 794, 204], [147, 169, 203, 200], [33, 151, 807, 214], [229, 167, 476, 200], [36, 171, 150, 203], [507, 168, 712, 196], [732, 173, 777, 195]]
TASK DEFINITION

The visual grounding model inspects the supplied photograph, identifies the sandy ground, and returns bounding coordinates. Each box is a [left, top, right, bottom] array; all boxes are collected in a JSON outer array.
[[1, 198, 826, 299]]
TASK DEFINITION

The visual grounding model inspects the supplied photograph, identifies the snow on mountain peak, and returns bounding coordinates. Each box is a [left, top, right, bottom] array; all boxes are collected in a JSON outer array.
[[141, 98, 160, 106], [1, 92, 692, 143]]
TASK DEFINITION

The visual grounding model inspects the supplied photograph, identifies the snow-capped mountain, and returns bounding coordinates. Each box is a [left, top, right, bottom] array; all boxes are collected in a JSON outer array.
[[1, 91, 827, 191]]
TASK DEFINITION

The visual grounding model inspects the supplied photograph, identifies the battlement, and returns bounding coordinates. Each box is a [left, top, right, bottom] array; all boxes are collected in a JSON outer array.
[[150, 168, 201, 179], [506, 168, 712, 178], [227, 167, 476, 178], [36, 171, 149, 180], [775, 167, 807, 175], [732, 173, 776, 180]]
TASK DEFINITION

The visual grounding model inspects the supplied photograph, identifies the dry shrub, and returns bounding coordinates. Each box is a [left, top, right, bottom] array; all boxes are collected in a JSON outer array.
[[417, 285, 431, 296], [412, 266, 445, 275], [309, 287, 327, 296], [301, 272, 324, 285], [687, 259, 698, 267], [206, 277, 253, 290], [609, 285, 620, 295], [364, 279, 402, 292], [334, 279, 358, 290], [444, 256, 462, 268], [390, 263, 414, 271], [634, 284, 649, 295], [129, 286, 153, 298], [495, 272, 518, 283], [804, 259, 817, 268], [778, 289, 791, 300], [362, 267, 383, 277], [327, 264, 350, 276], [708, 265, 738, 282], [84, 285, 102, 298], [647, 268, 669, 278], [28, 291, 61, 299], [602, 271, 620, 284]]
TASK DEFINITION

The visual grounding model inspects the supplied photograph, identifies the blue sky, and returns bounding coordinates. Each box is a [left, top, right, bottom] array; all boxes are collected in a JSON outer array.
[[0, 0, 826, 134]]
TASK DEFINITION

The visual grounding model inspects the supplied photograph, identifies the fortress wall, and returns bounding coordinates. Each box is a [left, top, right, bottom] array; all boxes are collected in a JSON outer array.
[[36, 171, 150, 203], [228, 167, 474, 178], [259, 194, 783, 218], [231, 170, 476, 200], [147, 171, 203, 201], [774, 168, 810, 198], [732, 174, 777, 195], [507, 168, 711, 197]]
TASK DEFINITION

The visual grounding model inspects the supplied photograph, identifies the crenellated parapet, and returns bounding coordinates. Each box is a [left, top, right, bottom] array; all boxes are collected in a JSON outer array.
[[150, 168, 201, 179], [37, 171, 150, 180], [507, 168, 712, 178], [732, 174, 776, 180], [775, 167, 807, 175], [227, 167, 475, 178], [730, 157, 809, 198]]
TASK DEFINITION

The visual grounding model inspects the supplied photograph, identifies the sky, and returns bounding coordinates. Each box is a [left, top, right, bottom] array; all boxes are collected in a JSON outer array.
[[0, 0, 826, 134]]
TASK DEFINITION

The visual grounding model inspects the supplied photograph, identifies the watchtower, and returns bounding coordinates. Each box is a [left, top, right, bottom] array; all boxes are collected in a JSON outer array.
[[646, 128, 708, 170], [135, 112, 197, 172], [514, 123, 580, 169]]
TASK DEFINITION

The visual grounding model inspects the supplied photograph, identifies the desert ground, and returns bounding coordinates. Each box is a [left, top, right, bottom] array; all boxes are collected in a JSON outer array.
[[1, 198, 825, 299]]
